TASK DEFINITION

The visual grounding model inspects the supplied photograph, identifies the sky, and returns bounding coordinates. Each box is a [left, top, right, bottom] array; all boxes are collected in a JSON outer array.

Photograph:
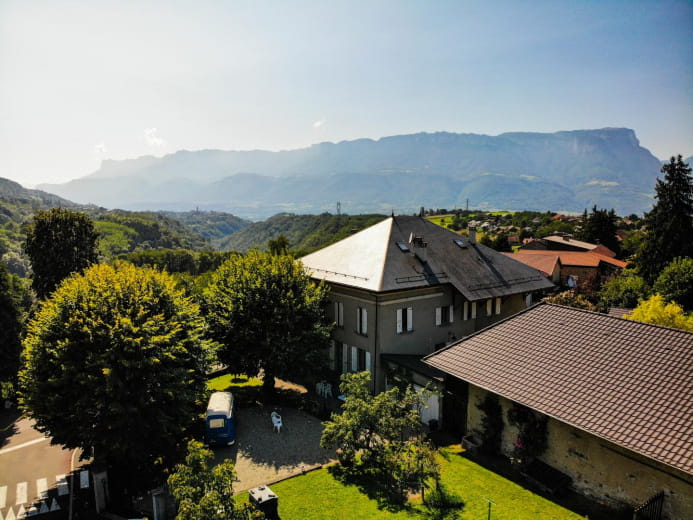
[[1, 0, 691, 187]]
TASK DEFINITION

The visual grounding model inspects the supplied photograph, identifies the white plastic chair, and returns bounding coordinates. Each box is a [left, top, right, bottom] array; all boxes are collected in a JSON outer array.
[[271, 411, 283, 433]]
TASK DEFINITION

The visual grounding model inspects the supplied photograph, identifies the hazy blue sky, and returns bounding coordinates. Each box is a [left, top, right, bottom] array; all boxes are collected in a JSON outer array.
[[1, 0, 691, 186]]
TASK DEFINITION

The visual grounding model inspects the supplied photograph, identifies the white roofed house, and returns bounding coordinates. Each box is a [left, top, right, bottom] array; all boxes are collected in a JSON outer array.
[[300, 214, 553, 429]]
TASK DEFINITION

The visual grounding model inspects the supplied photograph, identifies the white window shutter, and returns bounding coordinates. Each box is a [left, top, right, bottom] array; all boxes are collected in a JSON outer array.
[[435, 307, 442, 326], [450, 304, 454, 323], [486, 299, 493, 316], [362, 309, 367, 334], [463, 301, 468, 321], [342, 343, 349, 373], [495, 297, 501, 315], [351, 346, 358, 372], [471, 302, 477, 319], [407, 307, 413, 331], [396, 308, 403, 333], [365, 351, 371, 372]]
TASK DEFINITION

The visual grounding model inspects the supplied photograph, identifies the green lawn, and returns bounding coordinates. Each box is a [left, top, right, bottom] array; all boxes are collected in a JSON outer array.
[[241, 445, 586, 520], [207, 373, 262, 392]]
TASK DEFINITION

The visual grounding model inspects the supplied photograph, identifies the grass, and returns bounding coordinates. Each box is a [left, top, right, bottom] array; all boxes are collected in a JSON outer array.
[[237, 445, 586, 520], [207, 373, 263, 392]]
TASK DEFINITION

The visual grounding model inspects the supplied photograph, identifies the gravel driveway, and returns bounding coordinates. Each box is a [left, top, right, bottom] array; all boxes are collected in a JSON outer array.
[[210, 405, 336, 493]]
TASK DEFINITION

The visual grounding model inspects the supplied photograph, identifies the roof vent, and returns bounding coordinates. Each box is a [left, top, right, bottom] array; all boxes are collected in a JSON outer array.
[[454, 239, 467, 249]]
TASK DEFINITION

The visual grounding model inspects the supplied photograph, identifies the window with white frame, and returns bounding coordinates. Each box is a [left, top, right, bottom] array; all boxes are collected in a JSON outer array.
[[334, 301, 344, 327], [351, 346, 359, 372], [436, 304, 454, 325], [356, 307, 367, 335], [396, 307, 413, 333], [495, 297, 502, 315], [486, 299, 493, 317]]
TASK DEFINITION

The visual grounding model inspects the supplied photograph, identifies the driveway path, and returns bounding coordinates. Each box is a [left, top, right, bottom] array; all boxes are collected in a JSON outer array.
[[211, 406, 336, 493]]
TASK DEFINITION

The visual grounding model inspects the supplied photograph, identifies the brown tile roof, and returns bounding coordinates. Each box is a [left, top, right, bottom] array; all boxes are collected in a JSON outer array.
[[511, 249, 627, 269], [424, 303, 693, 475], [501, 252, 560, 277], [301, 216, 554, 300]]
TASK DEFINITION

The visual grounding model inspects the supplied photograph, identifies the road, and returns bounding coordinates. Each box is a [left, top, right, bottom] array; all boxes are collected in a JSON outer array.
[[0, 416, 90, 520]]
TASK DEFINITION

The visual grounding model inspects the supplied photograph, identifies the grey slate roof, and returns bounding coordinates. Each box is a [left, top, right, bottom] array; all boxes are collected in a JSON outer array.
[[301, 215, 554, 300], [424, 303, 693, 475]]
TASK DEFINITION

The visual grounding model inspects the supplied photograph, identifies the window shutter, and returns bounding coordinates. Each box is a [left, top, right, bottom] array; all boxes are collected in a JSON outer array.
[[342, 344, 349, 373], [495, 297, 501, 315], [338, 302, 343, 326], [407, 307, 413, 331], [351, 346, 358, 372], [362, 309, 367, 334], [486, 299, 493, 316], [334, 302, 338, 323], [365, 351, 371, 372], [396, 308, 403, 333], [471, 302, 477, 319], [329, 340, 336, 370], [463, 301, 468, 321], [435, 307, 442, 326], [356, 308, 361, 332], [449, 304, 454, 323]]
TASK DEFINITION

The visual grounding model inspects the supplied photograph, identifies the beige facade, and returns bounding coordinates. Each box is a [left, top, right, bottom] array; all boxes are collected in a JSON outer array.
[[467, 385, 693, 519]]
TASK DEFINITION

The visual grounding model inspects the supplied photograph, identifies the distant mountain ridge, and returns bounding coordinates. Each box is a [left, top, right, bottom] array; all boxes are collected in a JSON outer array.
[[39, 128, 666, 218]]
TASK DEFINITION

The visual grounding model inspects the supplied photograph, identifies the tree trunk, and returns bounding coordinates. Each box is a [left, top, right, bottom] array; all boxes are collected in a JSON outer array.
[[262, 369, 276, 395]]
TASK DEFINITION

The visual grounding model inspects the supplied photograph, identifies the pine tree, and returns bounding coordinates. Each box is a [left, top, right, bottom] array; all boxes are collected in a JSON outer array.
[[636, 156, 693, 283]]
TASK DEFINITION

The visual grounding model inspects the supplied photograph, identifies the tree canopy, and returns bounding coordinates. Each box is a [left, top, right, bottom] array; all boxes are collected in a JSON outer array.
[[626, 294, 693, 331], [598, 268, 650, 310], [0, 262, 22, 395], [636, 155, 693, 283], [24, 208, 99, 298], [19, 262, 215, 489], [168, 440, 259, 520], [653, 257, 693, 311], [579, 205, 619, 254], [204, 251, 332, 392]]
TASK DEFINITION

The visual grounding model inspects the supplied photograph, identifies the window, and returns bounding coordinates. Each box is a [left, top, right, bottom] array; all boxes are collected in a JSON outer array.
[[334, 301, 344, 327], [486, 299, 493, 317], [349, 347, 371, 372], [396, 242, 410, 252], [436, 305, 454, 325], [351, 346, 358, 372], [470, 301, 477, 319], [463, 301, 476, 320], [209, 418, 225, 429], [495, 297, 502, 315], [329, 340, 336, 370], [342, 343, 349, 374], [396, 307, 413, 333], [356, 307, 367, 335]]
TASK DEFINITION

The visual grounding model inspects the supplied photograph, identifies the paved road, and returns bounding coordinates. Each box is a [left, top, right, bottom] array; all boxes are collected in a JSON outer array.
[[0, 416, 90, 520]]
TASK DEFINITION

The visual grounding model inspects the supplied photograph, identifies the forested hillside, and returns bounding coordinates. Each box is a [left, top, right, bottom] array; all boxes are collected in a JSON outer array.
[[160, 210, 250, 247], [218, 213, 386, 253]]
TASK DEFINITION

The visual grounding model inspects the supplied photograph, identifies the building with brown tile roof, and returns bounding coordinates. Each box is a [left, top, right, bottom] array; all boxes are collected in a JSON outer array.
[[424, 303, 693, 517], [521, 234, 617, 258]]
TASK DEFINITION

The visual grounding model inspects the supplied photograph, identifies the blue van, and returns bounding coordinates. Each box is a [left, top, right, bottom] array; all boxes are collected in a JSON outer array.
[[204, 391, 236, 446]]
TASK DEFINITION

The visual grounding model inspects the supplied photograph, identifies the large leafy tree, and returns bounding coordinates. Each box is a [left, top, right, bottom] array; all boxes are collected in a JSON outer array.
[[24, 208, 99, 298], [598, 268, 650, 310], [168, 440, 260, 520], [204, 251, 331, 392], [636, 155, 693, 283], [579, 205, 619, 255], [19, 262, 215, 490], [0, 262, 22, 395], [653, 257, 693, 311], [320, 372, 440, 503], [626, 294, 693, 331]]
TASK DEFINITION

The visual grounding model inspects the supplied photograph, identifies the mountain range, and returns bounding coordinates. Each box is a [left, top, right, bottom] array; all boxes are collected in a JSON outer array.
[[39, 128, 670, 219]]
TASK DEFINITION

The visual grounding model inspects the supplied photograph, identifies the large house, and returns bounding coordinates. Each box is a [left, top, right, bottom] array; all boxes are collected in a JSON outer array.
[[300, 215, 553, 417], [424, 303, 693, 519], [521, 233, 617, 258]]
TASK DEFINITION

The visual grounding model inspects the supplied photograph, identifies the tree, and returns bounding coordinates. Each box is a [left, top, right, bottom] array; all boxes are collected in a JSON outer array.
[[653, 257, 693, 311], [267, 234, 290, 256], [0, 262, 22, 397], [19, 262, 215, 491], [626, 294, 693, 331], [543, 291, 597, 311], [636, 156, 693, 283], [204, 251, 332, 392], [168, 441, 260, 520], [578, 205, 619, 254], [320, 372, 440, 503], [598, 268, 650, 310], [24, 208, 99, 298]]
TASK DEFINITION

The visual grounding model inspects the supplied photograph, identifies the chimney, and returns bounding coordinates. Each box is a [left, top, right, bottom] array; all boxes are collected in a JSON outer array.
[[419, 206, 425, 217], [468, 226, 476, 244], [411, 235, 428, 262]]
